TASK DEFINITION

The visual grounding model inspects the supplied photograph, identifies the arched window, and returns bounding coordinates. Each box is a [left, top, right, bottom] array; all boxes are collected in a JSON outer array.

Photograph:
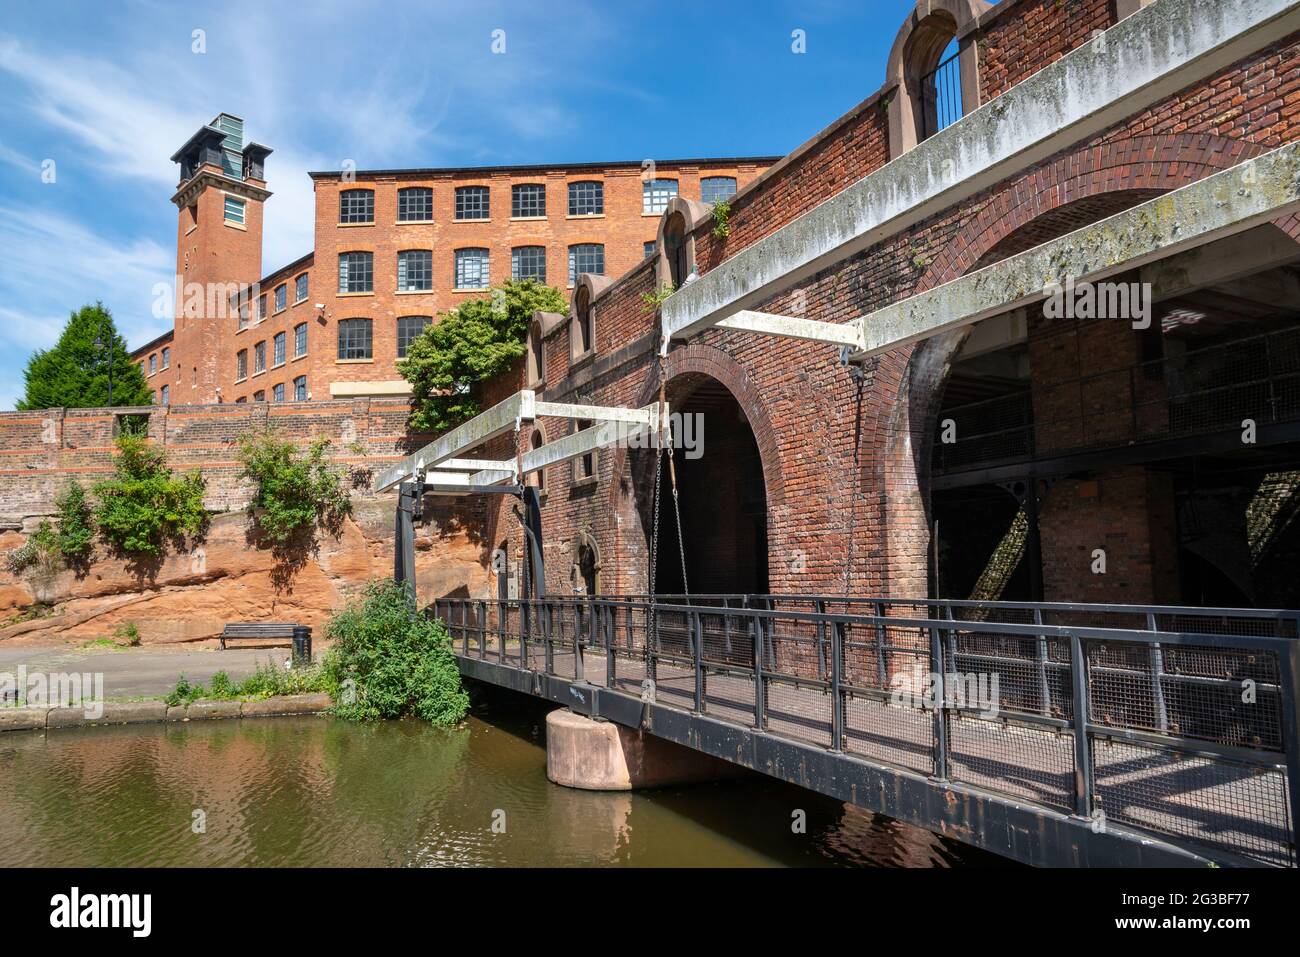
[[526, 318, 545, 387], [664, 212, 689, 289], [884, 1, 987, 156], [573, 286, 593, 359], [700, 176, 737, 205], [921, 36, 963, 140], [397, 187, 433, 222], [337, 318, 373, 360], [339, 188, 374, 224], [572, 419, 596, 483], [572, 533, 601, 596]]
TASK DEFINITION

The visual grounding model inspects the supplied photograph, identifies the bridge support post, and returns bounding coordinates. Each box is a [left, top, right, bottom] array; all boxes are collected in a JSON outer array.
[[545, 709, 745, 791], [394, 480, 420, 606]]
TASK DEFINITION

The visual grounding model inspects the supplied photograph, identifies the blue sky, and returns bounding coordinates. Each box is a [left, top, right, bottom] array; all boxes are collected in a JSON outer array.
[[0, 0, 914, 409]]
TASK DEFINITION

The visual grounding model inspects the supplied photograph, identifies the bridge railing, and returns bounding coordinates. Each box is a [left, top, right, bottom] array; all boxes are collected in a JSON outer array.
[[430, 594, 1299, 868]]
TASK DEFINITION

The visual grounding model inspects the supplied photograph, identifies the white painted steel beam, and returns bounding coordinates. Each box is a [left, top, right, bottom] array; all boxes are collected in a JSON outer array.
[[374, 390, 536, 492], [714, 310, 867, 350], [470, 402, 665, 485], [377, 390, 670, 494], [433, 458, 517, 473], [533, 401, 660, 425]]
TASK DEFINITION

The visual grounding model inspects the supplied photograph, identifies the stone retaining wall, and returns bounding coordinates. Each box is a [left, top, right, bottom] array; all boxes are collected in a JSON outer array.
[[0, 692, 334, 732]]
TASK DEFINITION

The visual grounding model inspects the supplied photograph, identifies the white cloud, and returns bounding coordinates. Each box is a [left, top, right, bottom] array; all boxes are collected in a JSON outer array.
[[0, 203, 174, 366], [0, 0, 626, 408], [0, 139, 41, 176]]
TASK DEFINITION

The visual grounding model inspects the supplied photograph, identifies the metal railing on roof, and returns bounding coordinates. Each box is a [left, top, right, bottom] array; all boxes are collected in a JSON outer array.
[[921, 50, 963, 140]]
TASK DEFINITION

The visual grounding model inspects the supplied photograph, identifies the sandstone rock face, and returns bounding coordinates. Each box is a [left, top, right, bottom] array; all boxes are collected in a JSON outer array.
[[0, 496, 493, 646]]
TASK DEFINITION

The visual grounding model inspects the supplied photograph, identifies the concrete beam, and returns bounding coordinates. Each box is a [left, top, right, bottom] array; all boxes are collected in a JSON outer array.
[[374, 390, 536, 492], [849, 143, 1300, 358], [1140, 223, 1300, 302], [661, 0, 1300, 343], [711, 310, 866, 351]]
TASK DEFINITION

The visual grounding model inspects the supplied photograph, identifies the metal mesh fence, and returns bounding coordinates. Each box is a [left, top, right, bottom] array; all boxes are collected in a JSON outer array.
[[1092, 738, 1293, 867], [431, 594, 1299, 867]]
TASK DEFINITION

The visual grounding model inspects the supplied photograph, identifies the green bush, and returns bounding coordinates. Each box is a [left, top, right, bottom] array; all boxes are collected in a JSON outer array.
[[113, 621, 141, 647], [322, 579, 469, 725], [237, 431, 351, 545], [93, 433, 206, 557], [5, 520, 59, 576], [396, 279, 567, 433], [56, 480, 95, 565], [163, 661, 335, 708], [711, 199, 732, 239]]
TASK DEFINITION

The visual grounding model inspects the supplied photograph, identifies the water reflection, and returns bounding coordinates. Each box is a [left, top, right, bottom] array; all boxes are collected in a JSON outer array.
[[0, 693, 1007, 867]]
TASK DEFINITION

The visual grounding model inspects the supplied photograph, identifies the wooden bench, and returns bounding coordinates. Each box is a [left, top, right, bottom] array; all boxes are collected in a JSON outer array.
[[219, 622, 302, 650]]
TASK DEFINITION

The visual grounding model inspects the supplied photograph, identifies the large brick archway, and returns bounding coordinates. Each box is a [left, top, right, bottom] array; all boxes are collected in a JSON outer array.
[[864, 132, 1274, 597], [617, 343, 786, 507], [600, 344, 787, 594]]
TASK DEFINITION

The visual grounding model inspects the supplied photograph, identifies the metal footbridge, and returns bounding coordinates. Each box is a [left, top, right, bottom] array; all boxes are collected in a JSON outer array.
[[432, 593, 1299, 868]]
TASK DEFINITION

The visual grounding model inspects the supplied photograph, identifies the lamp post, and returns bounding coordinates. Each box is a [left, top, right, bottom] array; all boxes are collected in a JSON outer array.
[[94, 325, 114, 407]]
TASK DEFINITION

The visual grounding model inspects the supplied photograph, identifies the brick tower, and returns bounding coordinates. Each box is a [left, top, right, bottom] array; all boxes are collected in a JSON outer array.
[[169, 113, 271, 404]]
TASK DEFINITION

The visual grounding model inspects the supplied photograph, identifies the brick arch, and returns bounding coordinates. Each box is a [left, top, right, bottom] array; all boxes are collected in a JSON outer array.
[[864, 132, 1270, 596], [606, 343, 786, 517]]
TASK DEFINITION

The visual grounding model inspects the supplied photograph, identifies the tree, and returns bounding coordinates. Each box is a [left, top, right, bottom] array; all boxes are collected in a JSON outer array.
[[396, 279, 567, 433], [18, 303, 152, 410]]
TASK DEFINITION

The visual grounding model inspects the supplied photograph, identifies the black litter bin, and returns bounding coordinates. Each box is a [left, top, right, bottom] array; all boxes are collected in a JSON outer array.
[[292, 625, 312, 666]]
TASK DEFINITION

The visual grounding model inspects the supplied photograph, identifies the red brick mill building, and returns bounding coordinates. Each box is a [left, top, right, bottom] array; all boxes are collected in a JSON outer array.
[[432, 0, 1300, 615]]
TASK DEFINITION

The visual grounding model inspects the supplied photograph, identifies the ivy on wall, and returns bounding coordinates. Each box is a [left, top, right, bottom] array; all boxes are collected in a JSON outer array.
[[397, 279, 567, 434]]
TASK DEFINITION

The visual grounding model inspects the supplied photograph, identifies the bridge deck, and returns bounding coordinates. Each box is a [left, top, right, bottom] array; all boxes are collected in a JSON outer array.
[[435, 596, 1299, 868]]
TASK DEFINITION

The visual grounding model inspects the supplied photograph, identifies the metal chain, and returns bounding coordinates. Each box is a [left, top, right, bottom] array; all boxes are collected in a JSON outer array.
[[670, 459, 689, 599], [648, 371, 665, 645], [845, 378, 865, 597]]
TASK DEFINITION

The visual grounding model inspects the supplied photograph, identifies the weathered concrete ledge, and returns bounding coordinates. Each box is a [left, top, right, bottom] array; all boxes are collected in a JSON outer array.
[[0, 692, 333, 733], [854, 142, 1300, 356], [662, 0, 1300, 340]]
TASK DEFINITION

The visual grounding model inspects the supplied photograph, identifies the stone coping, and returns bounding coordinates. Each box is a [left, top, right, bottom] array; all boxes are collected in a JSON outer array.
[[0, 692, 333, 733]]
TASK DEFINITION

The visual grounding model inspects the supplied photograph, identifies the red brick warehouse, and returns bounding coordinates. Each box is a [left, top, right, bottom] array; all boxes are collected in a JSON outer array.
[[454, 0, 1300, 611], [131, 118, 776, 409]]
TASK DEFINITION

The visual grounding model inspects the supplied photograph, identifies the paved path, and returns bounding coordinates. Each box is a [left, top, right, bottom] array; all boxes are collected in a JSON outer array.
[[0, 645, 296, 700]]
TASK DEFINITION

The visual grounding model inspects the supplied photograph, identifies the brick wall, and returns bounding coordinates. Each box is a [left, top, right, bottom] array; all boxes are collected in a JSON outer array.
[[468, 6, 1300, 606], [0, 397, 434, 523]]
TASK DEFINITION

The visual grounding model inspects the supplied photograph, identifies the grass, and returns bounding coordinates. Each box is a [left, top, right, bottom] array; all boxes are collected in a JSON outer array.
[[79, 621, 141, 651], [163, 661, 336, 708], [81, 637, 124, 651], [1, 603, 58, 628]]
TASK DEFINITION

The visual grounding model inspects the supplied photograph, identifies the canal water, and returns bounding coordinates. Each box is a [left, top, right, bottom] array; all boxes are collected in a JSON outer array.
[[0, 690, 1004, 867]]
